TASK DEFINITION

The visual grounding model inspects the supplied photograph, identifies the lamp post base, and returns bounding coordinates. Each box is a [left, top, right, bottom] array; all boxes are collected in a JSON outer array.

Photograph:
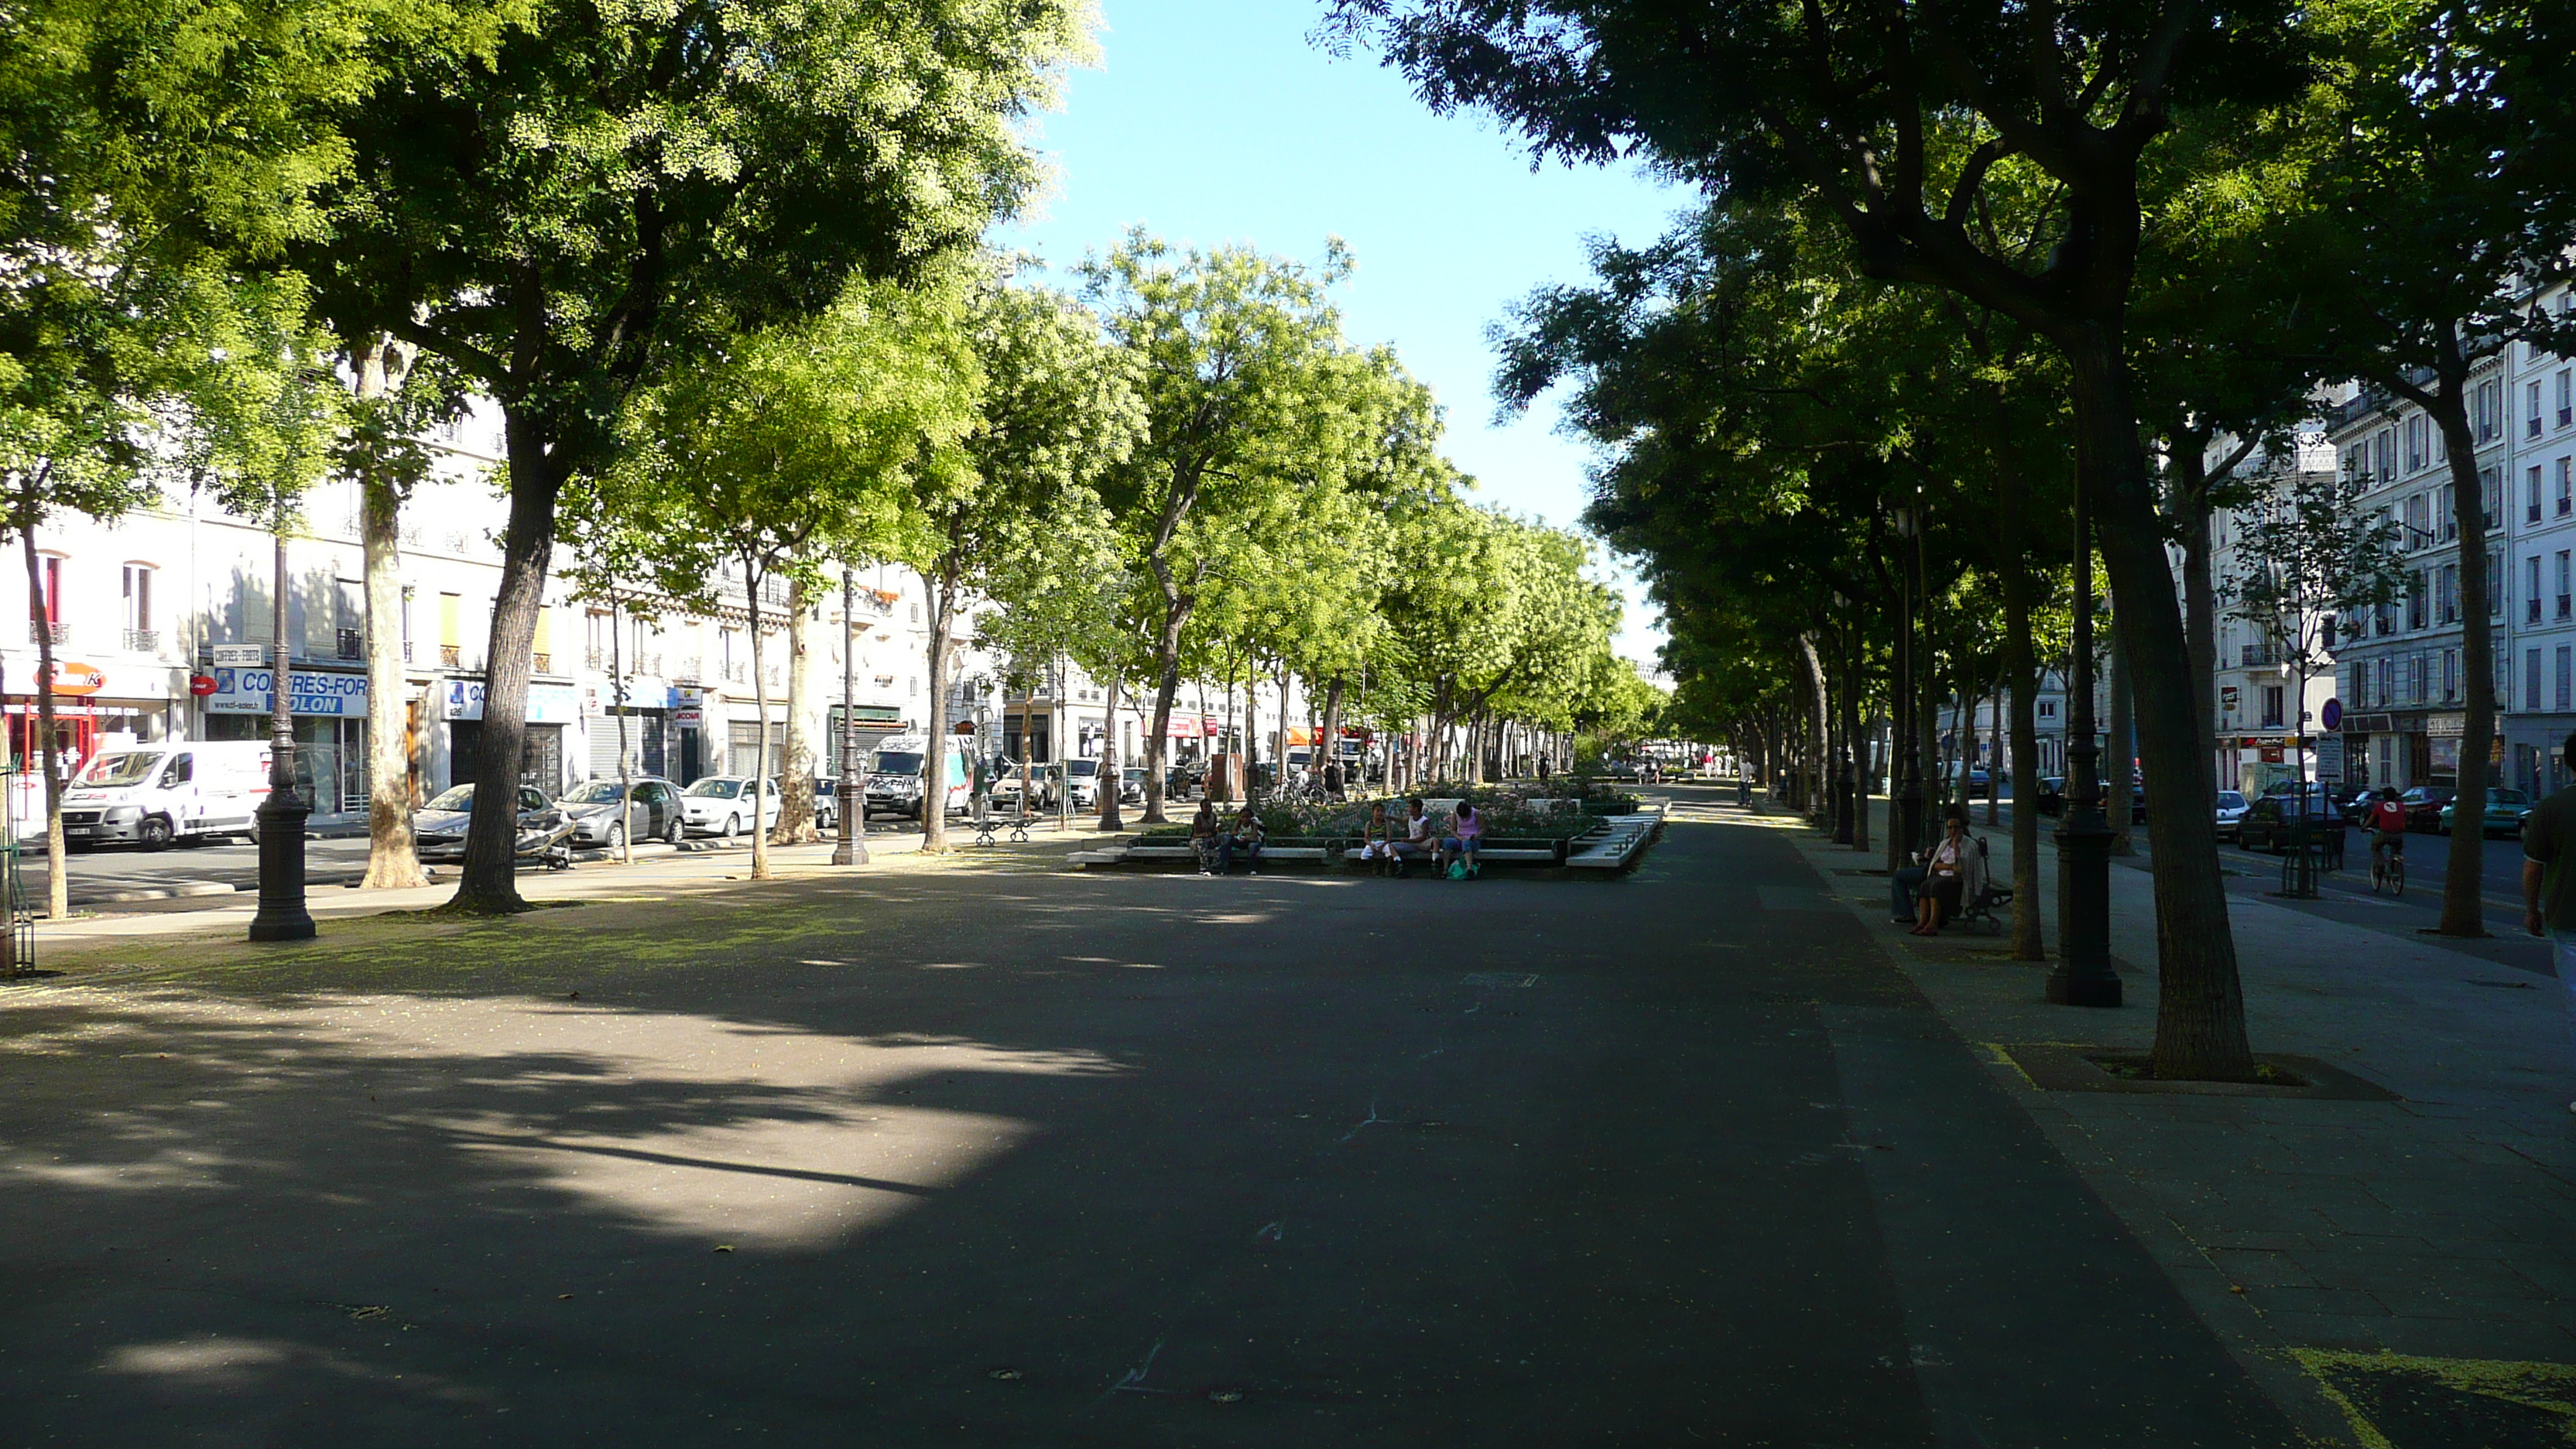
[[2048, 809, 2121, 1007], [248, 794, 316, 943]]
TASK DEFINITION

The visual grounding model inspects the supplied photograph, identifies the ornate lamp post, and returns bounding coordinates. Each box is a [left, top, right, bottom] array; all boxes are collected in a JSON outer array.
[[249, 527, 314, 942], [2050, 478, 2122, 1006], [831, 565, 868, 866]]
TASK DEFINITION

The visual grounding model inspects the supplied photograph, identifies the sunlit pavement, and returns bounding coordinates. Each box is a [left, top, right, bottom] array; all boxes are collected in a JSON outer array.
[[0, 795, 2298, 1444]]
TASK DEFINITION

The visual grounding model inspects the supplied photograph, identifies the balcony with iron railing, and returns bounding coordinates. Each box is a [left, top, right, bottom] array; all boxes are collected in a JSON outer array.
[[121, 628, 159, 654], [28, 620, 66, 646], [336, 627, 364, 661]]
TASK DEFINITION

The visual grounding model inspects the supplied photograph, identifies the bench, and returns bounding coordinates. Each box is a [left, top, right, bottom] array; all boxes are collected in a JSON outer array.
[[1945, 838, 2014, 933], [970, 807, 1033, 847]]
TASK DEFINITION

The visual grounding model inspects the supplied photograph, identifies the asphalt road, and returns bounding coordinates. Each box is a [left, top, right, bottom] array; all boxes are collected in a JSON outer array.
[[0, 786, 2291, 1444]]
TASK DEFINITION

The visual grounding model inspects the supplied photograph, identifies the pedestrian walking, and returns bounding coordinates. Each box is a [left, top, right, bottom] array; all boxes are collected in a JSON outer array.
[[1537, 757, 1551, 787], [2518, 731, 2576, 1111], [1323, 758, 1345, 800]]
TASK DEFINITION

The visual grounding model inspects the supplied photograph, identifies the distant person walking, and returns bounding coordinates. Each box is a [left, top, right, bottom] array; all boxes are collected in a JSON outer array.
[[1323, 759, 1345, 801], [1537, 757, 1551, 787], [2519, 730, 2576, 1112]]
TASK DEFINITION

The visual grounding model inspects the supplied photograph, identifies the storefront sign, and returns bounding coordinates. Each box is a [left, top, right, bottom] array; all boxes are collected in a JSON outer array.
[[47, 661, 105, 697], [210, 644, 267, 667], [188, 673, 218, 697], [674, 704, 704, 729], [2220, 686, 2239, 713], [207, 667, 368, 717], [2428, 713, 2467, 738], [442, 679, 579, 724]]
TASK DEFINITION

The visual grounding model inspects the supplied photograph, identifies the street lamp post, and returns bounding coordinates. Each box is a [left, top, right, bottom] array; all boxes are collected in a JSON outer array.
[[2050, 475, 2122, 1007], [249, 528, 314, 942], [831, 565, 867, 866]]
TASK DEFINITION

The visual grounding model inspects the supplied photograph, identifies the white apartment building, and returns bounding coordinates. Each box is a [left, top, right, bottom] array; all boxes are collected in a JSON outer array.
[[0, 399, 991, 827], [2203, 440, 2346, 796], [2324, 280, 2576, 797]]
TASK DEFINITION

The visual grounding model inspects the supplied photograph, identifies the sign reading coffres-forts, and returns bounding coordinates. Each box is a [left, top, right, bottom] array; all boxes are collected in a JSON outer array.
[[206, 668, 369, 717]]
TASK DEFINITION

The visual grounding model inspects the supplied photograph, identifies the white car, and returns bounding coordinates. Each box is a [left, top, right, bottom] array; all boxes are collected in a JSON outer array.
[[680, 776, 778, 838]]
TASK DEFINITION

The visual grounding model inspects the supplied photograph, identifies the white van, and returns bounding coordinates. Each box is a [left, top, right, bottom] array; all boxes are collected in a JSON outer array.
[[860, 734, 971, 820], [60, 742, 272, 849]]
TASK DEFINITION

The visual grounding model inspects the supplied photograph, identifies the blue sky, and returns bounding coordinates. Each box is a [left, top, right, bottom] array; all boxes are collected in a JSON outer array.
[[989, 0, 1689, 669]]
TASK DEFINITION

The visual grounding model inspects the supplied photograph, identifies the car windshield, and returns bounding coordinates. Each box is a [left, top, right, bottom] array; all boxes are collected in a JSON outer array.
[[561, 782, 625, 805], [2218, 793, 2245, 808], [2494, 789, 2532, 805], [1067, 760, 1098, 777], [80, 753, 163, 787], [871, 752, 923, 776], [684, 779, 743, 798], [424, 784, 475, 811]]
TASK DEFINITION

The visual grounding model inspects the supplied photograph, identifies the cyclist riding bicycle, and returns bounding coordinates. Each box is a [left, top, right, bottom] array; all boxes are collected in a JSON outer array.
[[2368, 793, 2409, 876]]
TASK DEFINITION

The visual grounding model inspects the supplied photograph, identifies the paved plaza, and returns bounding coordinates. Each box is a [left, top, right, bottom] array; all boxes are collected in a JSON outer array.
[[0, 787, 2562, 1444]]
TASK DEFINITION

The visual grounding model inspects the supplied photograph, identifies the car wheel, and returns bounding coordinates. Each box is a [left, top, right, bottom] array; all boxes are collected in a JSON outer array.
[[139, 816, 173, 851], [664, 815, 683, 845], [605, 821, 625, 851], [719, 812, 739, 839]]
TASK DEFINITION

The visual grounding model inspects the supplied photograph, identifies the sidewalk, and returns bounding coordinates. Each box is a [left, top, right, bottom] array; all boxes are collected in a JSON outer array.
[[1767, 793, 2576, 1444]]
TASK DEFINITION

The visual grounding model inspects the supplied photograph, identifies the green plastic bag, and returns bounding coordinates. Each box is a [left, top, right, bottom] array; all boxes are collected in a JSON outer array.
[[1447, 861, 1468, 881]]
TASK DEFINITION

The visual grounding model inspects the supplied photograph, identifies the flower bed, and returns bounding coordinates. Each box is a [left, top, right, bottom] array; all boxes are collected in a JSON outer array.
[[1135, 785, 1632, 845]]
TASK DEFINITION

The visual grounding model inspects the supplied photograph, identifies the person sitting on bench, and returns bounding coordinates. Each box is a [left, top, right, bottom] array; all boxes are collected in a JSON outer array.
[[1438, 800, 1485, 878], [1911, 809, 1985, 935], [1389, 796, 1435, 876], [1218, 807, 1265, 875]]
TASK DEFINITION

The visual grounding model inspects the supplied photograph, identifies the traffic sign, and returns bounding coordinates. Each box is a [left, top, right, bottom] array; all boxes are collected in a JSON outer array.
[[2321, 697, 2342, 731]]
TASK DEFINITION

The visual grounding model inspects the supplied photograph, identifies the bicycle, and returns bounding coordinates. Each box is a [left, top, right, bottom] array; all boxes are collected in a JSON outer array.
[[2369, 841, 2405, 897]]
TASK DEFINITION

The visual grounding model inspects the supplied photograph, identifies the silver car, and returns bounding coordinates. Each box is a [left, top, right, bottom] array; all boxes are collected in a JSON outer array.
[[413, 783, 553, 862], [557, 777, 683, 848]]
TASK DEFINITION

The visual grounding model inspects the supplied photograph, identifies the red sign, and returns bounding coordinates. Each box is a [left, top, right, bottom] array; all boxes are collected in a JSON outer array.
[[188, 673, 219, 697]]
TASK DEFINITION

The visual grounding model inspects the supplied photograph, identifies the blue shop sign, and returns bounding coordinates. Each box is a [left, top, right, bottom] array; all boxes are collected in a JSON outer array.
[[207, 668, 369, 718]]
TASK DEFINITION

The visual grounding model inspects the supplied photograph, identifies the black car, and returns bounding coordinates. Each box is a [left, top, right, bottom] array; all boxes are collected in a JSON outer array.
[[2341, 786, 2399, 827], [2033, 776, 2067, 814], [2237, 786, 2345, 854]]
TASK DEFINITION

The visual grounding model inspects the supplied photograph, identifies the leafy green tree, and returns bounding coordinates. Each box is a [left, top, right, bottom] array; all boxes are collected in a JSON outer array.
[[2226, 469, 2403, 800], [279, 0, 1092, 910], [893, 276, 1146, 848], [2249, 0, 2576, 934], [573, 283, 980, 884], [1331, 0, 2317, 1079], [1081, 233, 1430, 822]]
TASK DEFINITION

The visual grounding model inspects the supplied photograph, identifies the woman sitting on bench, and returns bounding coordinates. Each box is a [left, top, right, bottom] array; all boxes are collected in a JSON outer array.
[[1912, 809, 1985, 935]]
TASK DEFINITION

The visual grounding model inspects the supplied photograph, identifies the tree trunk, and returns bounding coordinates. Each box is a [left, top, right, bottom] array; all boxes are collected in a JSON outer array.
[[454, 416, 568, 913], [2106, 633, 2135, 855], [20, 512, 65, 920], [2174, 449, 2221, 800], [357, 338, 428, 890], [2430, 363, 2496, 937], [2067, 331, 2252, 1081], [1321, 677, 1345, 789], [1273, 658, 1292, 790], [742, 555, 775, 880], [1244, 659, 1262, 800], [1798, 632, 1831, 825], [1141, 591, 1197, 824], [772, 573, 818, 845], [920, 564, 956, 852], [2002, 556, 2047, 961]]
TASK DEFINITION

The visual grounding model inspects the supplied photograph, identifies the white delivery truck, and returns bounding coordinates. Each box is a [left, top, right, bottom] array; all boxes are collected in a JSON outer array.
[[59, 741, 272, 849], [859, 734, 971, 820]]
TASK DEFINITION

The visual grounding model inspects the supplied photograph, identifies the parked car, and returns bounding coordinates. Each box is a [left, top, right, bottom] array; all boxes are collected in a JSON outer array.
[[681, 776, 779, 838], [61, 741, 273, 849], [2033, 776, 2067, 815], [555, 777, 683, 849], [413, 783, 554, 862], [2214, 790, 2252, 843], [2438, 786, 2535, 838], [2340, 786, 2400, 827], [988, 762, 1036, 808], [2397, 786, 2456, 832], [1121, 766, 1147, 804], [2237, 786, 2345, 854], [813, 777, 840, 831]]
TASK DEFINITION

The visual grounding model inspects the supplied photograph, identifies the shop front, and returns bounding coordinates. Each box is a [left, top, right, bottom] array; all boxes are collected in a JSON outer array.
[[442, 677, 582, 796], [2506, 713, 2576, 798], [202, 663, 370, 821]]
